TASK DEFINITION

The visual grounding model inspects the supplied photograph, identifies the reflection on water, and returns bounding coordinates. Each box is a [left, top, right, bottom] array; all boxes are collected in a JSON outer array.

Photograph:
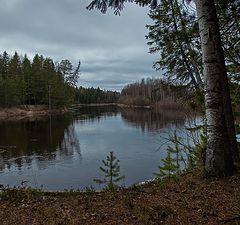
[[0, 115, 80, 171], [120, 108, 186, 132], [0, 105, 192, 190], [71, 105, 118, 125]]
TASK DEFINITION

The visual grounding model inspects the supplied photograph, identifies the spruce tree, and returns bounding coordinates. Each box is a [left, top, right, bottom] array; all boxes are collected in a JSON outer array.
[[1, 51, 9, 78], [8, 51, 22, 77], [22, 54, 32, 104]]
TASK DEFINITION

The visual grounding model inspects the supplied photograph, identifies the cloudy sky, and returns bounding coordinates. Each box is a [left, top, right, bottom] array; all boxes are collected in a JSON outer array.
[[0, 0, 160, 91]]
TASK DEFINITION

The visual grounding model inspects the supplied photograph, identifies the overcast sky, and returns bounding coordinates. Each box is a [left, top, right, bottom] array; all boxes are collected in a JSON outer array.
[[0, 0, 160, 91]]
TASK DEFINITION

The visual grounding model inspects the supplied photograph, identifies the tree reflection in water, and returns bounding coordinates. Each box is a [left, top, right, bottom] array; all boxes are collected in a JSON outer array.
[[0, 106, 193, 172], [0, 114, 81, 172], [120, 107, 188, 132]]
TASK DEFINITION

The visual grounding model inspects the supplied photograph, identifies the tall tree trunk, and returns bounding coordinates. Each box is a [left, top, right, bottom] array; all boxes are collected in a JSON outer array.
[[214, 1, 240, 170], [194, 0, 238, 176], [222, 78, 240, 170]]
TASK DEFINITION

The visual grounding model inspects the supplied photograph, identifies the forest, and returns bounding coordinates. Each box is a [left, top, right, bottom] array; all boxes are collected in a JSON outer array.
[[0, 51, 122, 107], [74, 86, 120, 104], [0, 51, 80, 108], [119, 77, 192, 109]]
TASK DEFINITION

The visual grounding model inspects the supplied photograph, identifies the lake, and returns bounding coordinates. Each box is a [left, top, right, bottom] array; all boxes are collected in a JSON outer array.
[[0, 105, 197, 190]]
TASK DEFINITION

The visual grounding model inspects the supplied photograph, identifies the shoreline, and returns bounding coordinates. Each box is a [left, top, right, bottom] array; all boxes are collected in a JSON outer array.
[[74, 103, 118, 107], [117, 103, 151, 109], [0, 105, 68, 121], [0, 103, 191, 121], [75, 103, 151, 109]]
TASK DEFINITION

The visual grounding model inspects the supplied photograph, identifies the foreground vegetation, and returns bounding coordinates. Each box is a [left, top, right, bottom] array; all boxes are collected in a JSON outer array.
[[0, 174, 239, 225]]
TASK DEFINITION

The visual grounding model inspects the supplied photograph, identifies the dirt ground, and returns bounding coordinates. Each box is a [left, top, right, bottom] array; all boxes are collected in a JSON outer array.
[[0, 174, 239, 225]]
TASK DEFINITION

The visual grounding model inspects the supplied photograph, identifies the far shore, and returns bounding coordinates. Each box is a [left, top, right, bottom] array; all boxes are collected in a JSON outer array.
[[74, 103, 118, 107], [0, 105, 68, 121], [0, 103, 151, 122], [75, 103, 151, 109]]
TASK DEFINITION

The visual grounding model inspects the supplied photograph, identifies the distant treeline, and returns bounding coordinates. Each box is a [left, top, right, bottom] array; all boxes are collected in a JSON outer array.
[[0, 51, 121, 108], [74, 86, 120, 104], [119, 78, 190, 109], [0, 51, 80, 108], [0, 51, 197, 109]]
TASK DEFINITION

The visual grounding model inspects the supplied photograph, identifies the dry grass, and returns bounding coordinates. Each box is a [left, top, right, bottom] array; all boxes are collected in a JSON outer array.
[[0, 105, 67, 121]]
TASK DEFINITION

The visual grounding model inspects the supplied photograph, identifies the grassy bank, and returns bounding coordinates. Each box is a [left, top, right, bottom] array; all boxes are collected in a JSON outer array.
[[0, 174, 239, 225], [0, 105, 68, 121]]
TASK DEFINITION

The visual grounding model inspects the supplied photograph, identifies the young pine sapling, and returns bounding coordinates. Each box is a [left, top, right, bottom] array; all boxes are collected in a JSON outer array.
[[94, 151, 125, 191]]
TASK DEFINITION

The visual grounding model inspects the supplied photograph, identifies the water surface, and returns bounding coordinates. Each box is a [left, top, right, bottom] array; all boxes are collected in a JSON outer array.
[[0, 105, 194, 190]]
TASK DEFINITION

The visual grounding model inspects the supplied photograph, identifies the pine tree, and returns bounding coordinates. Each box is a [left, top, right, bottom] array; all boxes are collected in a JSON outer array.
[[188, 130, 207, 172], [58, 59, 80, 88], [94, 151, 125, 191], [154, 147, 179, 181], [146, 0, 203, 89]]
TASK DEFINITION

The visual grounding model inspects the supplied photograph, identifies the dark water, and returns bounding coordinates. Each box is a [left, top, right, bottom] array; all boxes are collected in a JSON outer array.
[[0, 105, 195, 190]]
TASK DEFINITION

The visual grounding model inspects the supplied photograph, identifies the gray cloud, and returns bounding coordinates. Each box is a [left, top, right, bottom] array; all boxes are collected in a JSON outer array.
[[0, 0, 160, 90]]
